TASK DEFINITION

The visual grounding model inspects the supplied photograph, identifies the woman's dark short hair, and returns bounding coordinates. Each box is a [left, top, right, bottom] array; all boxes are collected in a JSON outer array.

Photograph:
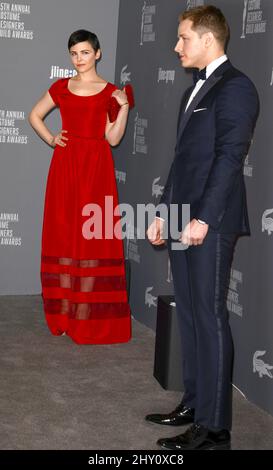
[[68, 29, 101, 52]]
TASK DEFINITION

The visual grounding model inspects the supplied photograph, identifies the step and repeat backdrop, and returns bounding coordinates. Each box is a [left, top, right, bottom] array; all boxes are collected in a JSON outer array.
[[0, 0, 273, 416], [113, 0, 273, 415], [0, 0, 120, 292]]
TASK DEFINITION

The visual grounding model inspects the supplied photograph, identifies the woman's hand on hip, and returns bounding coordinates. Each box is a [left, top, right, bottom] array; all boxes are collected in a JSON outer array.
[[50, 130, 68, 147]]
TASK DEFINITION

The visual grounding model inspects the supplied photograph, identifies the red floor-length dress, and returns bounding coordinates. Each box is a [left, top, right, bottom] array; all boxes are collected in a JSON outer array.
[[41, 77, 131, 344]]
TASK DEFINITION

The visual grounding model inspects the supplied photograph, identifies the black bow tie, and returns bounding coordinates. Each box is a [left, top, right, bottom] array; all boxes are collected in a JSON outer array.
[[193, 67, 207, 84]]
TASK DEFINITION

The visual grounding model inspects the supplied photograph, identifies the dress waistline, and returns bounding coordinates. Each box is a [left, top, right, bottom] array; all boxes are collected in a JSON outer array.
[[68, 133, 106, 141]]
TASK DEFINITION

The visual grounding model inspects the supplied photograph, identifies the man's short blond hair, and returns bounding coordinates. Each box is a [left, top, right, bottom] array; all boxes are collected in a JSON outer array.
[[180, 5, 230, 49]]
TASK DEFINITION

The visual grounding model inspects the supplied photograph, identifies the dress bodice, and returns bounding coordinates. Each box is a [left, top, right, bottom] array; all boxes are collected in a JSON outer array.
[[48, 78, 118, 140]]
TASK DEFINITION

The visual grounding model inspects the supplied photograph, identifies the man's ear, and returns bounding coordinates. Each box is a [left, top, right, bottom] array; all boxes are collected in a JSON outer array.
[[204, 32, 214, 48]]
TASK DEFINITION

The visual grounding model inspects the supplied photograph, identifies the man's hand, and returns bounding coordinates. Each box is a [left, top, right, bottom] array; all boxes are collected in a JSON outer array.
[[180, 218, 209, 246], [147, 218, 165, 246]]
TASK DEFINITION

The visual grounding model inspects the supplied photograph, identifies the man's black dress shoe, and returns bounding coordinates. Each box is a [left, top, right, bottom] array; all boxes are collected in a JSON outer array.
[[145, 403, 194, 426], [157, 423, 231, 450]]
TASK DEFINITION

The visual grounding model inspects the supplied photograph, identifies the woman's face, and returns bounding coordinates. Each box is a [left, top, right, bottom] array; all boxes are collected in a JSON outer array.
[[69, 41, 101, 73]]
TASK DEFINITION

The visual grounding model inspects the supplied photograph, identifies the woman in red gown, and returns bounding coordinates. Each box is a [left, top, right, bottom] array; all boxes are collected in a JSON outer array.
[[29, 30, 133, 344]]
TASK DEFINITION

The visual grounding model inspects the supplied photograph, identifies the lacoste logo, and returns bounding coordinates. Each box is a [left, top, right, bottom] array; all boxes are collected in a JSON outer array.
[[253, 351, 273, 379], [152, 177, 164, 198], [145, 287, 157, 308]]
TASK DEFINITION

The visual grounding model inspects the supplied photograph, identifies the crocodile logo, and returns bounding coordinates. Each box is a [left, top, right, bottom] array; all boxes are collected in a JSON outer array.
[[253, 351, 273, 379], [120, 65, 131, 86], [145, 287, 157, 308], [152, 177, 164, 199]]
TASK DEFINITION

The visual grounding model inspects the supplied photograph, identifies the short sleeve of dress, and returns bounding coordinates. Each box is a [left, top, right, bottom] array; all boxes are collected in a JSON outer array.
[[108, 84, 135, 123], [48, 80, 60, 106]]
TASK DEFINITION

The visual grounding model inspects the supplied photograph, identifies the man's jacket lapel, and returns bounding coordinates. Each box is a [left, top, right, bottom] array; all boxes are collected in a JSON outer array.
[[176, 60, 232, 142]]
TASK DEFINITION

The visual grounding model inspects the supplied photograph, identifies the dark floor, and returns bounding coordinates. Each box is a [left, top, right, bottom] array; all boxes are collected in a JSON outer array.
[[0, 295, 273, 450]]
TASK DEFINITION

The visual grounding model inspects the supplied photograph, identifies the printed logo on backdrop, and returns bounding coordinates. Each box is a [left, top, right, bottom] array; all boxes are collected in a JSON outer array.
[[0, 3, 34, 40], [145, 286, 157, 308], [241, 0, 266, 39], [186, 0, 204, 10], [253, 351, 273, 379], [120, 65, 131, 86], [50, 66, 77, 80], [133, 112, 148, 155], [0, 109, 27, 144], [262, 209, 273, 235], [152, 177, 164, 199], [158, 68, 175, 85], [140, 1, 156, 46], [227, 268, 243, 317], [115, 169, 126, 184], [244, 154, 253, 177], [167, 258, 173, 283], [125, 222, 141, 263], [0, 213, 21, 246], [244, 141, 254, 177]]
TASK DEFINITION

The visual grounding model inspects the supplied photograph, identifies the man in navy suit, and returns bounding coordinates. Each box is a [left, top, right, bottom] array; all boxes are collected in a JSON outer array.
[[146, 5, 259, 450]]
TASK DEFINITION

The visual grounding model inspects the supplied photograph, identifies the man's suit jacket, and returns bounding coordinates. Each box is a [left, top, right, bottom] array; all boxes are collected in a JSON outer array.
[[160, 60, 259, 234]]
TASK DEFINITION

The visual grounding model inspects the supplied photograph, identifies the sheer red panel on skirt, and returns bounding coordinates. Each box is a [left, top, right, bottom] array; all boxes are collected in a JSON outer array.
[[41, 256, 131, 344]]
